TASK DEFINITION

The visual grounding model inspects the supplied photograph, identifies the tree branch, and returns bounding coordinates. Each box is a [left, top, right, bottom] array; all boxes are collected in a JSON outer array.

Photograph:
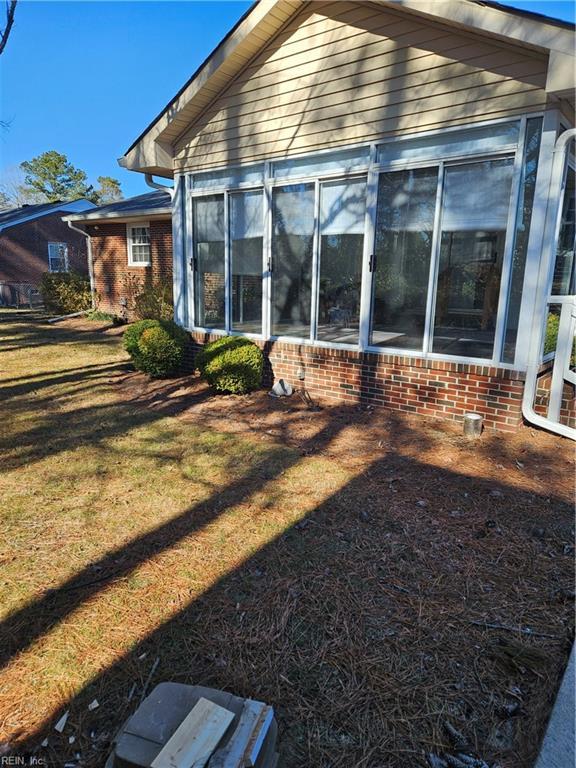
[[0, 1, 18, 57]]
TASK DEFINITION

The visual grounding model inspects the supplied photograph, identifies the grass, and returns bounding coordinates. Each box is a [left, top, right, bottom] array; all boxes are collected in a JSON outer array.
[[0, 309, 574, 768]]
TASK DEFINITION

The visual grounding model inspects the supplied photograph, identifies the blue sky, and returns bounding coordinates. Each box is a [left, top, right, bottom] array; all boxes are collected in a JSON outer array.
[[0, 0, 573, 199]]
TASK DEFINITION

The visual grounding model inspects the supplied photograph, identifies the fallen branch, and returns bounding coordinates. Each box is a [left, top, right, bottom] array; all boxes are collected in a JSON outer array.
[[467, 620, 561, 640]]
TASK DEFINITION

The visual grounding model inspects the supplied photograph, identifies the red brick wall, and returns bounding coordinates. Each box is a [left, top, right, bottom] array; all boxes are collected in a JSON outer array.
[[0, 213, 88, 302], [534, 365, 576, 428], [88, 219, 172, 317], [189, 332, 526, 432]]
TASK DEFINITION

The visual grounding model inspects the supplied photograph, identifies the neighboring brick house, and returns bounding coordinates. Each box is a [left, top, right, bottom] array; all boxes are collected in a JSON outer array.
[[63, 191, 172, 319], [0, 199, 95, 306]]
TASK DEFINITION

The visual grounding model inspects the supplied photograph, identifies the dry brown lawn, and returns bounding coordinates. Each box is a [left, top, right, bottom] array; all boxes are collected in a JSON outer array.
[[0, 310, 573, 768]]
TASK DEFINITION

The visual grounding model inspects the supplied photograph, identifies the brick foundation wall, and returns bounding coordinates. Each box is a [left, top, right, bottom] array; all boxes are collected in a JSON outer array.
[[534, 365, 576, 428], [88, 219, 172, 317], [189, 332, 526, 432]]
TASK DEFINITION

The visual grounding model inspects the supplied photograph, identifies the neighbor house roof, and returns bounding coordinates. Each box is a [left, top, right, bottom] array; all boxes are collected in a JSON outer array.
[[63, 191, 172, 223], [118, 0, 575, 179], [0, 199, 95, 233]]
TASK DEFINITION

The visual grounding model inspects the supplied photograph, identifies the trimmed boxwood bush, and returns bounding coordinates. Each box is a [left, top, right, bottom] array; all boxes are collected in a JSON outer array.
[[123, 319, 189, 377], [196, 336, 263, 394]]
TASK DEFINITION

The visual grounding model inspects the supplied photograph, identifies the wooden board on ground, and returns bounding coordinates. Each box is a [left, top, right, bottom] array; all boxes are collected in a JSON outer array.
[[151, 697, 235, 768], [210, 700, 274, 768]]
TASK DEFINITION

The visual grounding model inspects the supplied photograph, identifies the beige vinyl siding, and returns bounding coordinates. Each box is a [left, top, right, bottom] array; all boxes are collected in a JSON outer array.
[[174, 1, 547, 172]]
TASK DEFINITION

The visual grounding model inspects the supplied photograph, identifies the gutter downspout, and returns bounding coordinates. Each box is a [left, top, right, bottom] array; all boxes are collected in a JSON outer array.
[[145, 174, 175, 200], [67, 220, 96, 310], [522, 128, 576, 440]]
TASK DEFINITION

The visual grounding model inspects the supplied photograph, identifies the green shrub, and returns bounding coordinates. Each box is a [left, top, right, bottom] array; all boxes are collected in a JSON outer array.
[[196, 336, 263, 394], [132, 278, 173, 321], [123, 319, 189, 377], [40, 271, 92, 314], [544, 311, 576, 365], [544, 312, 560, 356]]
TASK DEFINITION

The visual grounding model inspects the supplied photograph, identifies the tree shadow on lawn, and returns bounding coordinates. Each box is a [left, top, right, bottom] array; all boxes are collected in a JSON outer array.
[[0, 311, 124, 353], [6, 407, 574, 768]]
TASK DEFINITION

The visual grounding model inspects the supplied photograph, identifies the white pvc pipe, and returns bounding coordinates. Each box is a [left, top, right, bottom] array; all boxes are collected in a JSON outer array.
[[522, 128, 576, 441]]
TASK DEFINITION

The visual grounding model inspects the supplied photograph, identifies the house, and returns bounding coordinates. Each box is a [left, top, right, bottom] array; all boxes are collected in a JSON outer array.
[[63, 191, 172, 318], [118, 0, 574, 433], [0, 199, 95, 306]]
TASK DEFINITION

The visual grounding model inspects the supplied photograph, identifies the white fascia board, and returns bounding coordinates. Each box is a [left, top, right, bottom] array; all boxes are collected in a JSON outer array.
[[546, 50, 576, 97], [63, 209, 172, 224], [378, 0, 574, 56], [119, 0, 296, 175]]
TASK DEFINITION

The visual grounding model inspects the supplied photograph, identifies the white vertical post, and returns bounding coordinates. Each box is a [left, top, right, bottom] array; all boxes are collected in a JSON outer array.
[[171, 174, 187, 329], [423, 163, 445, 354], [310, 179, 321, 341], [186, 178, 195, 329], [514, 109, 561, 369], [493, 117, 527, 363], [224, 191, 231, 333], [358, 145, 378, 351], [548, 299, 575, 420], [262, 162, 272, 339]]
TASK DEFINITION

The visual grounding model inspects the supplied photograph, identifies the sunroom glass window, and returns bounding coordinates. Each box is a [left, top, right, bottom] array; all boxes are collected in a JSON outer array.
[[432, 157, 514, 359]]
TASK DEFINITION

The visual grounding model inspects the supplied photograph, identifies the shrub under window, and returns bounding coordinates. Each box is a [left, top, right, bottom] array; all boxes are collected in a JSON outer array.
[[40, 271, 92, 314], [196, 336, 264, 394]]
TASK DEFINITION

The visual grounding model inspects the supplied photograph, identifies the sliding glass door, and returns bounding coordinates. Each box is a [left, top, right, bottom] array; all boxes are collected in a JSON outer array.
[[317, 178, 366, 344], [193, 195, 226, 329], [432, 158, 514, 358], [368, 157, 515, 359], [370, 168, 438, 350], [271, 183, 315, 338], [230, 190, 264, 333]]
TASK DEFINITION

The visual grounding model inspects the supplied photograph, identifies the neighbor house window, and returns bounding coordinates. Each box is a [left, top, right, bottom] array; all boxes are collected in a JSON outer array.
[[127, 224, 151, 266], [48, 242, 69, 272]]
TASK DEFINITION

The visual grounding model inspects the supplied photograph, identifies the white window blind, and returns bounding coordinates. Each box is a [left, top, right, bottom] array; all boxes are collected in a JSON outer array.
[[377, 121, 520, 165], [441, 158, 514, 231], [320, 178, 367, 236]]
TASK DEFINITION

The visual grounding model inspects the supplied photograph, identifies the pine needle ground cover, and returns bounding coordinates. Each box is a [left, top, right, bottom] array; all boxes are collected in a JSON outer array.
[[0, 310, 573, 768]]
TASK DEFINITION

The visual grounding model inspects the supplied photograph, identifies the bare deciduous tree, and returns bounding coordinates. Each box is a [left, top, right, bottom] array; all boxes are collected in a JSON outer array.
[[0, 0, 17, 57]]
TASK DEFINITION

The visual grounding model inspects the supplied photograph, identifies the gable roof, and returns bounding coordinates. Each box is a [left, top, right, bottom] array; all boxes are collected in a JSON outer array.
[[63, 191, 172, 223], [119, 0, 575, 179], [0, 199, 95, 233]]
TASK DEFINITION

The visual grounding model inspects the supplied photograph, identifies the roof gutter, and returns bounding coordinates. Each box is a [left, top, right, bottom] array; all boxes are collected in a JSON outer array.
[[145, 174, 174, 199], [522, 127, 576, 440], [67, 220, 96, 311]]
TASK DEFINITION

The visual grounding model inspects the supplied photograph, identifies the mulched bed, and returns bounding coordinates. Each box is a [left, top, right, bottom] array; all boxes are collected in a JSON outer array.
[[8, 330, 573, 768], [70, 371, 574, 767]]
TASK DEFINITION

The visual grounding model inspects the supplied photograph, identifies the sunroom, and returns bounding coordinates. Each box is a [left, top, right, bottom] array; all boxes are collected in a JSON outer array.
[[176, 116, 548, 368], [119, 0, 575, 433]]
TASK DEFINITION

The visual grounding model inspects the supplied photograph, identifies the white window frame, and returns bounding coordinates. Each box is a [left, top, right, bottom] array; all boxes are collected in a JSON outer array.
[[48, 242, 69, 273], [126, 222, 151, 267], [177, 112, 551, 369]]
